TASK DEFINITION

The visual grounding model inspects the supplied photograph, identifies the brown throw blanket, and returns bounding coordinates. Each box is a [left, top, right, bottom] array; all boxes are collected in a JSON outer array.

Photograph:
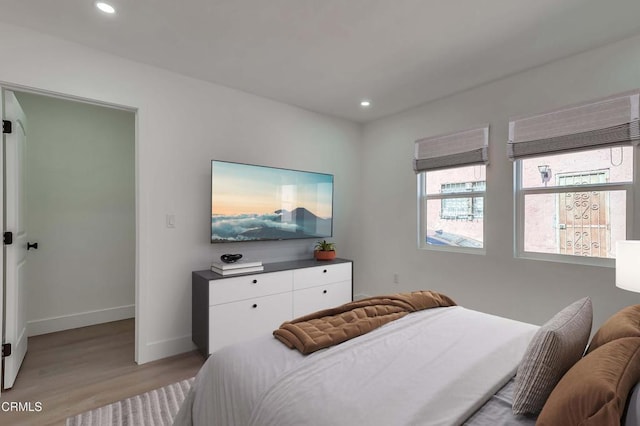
[[273, 290, 456, 355]]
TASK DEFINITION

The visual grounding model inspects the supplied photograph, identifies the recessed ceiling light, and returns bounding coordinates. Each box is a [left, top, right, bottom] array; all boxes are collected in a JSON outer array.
[[360, 100, 371, 108], [96, 2, 116, 14]]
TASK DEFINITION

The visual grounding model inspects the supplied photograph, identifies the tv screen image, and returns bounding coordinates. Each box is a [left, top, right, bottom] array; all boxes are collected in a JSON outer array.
[[211, 161, 334, 242]]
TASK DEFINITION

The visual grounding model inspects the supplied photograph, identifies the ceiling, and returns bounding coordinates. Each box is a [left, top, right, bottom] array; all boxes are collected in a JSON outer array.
[[2, 0, 640, 122]]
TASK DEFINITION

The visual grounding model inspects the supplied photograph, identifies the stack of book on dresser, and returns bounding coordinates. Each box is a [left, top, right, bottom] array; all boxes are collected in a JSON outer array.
[[210, 260, 264, 276]]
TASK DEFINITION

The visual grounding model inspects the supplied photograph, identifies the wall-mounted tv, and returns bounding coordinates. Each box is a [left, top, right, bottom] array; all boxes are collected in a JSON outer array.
[[211, 160, 334, 243]]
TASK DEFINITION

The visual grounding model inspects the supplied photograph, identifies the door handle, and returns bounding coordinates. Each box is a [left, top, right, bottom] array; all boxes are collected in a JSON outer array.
[[27, 242, 38, 250]]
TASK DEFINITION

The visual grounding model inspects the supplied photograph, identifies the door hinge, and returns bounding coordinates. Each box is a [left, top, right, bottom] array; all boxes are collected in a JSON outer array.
[[2, 343, 11, 358], [2, 120, 11, 134], [4, 231, 13, 245]]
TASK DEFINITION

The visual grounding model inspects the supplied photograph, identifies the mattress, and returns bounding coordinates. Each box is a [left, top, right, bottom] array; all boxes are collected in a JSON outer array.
[[175, 306, 539, 426]]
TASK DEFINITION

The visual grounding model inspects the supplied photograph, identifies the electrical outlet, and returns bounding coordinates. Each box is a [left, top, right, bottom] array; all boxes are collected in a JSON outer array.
[[393, 273, 399, 284]]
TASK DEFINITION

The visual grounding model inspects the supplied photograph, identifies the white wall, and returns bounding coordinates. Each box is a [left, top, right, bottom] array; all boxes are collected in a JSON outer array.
[[0, 23, 362, 363], [4, 20, 638, 364], [359, 33, 640, 330], [16, 92, 135, 336]]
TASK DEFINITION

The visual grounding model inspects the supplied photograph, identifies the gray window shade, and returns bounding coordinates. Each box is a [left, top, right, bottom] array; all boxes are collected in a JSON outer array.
[[508, 91, 640, 160], [413, 127, 489, 173]]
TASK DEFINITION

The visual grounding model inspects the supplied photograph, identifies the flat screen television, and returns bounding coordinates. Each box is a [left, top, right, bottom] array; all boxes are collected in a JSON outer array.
[[211, 160, 334, 243]]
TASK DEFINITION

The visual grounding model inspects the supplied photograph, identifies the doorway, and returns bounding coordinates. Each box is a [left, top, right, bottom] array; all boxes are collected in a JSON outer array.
[[2, 89, 136, 389]]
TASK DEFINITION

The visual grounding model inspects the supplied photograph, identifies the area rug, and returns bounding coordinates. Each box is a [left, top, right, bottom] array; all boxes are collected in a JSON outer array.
[[66, 377, 193, 426]]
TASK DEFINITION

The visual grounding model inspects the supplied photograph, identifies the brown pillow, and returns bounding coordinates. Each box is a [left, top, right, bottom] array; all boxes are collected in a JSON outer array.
[[587, 305, 640, 354], [537, 337, 640, 426]]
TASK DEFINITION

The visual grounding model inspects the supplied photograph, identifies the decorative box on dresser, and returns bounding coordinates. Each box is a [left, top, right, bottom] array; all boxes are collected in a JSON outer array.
[[192, 258, 353, 355]]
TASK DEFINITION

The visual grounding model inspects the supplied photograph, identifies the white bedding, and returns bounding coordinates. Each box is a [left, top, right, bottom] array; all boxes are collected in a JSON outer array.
[[174, 306, 538, 426]]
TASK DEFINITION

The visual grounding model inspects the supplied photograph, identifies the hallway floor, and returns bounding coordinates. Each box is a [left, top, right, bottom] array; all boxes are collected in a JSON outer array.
[[0, 319, 204, 426]]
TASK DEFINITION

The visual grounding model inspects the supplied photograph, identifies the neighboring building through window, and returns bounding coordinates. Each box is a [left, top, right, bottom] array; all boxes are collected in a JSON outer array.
[[418, 165, 486, 251], [516, 147, 633, 264]]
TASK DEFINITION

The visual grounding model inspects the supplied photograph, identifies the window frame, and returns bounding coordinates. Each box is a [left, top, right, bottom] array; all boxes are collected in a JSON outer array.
[[417, 168, 487, 255], [513, 150, 636, 267]]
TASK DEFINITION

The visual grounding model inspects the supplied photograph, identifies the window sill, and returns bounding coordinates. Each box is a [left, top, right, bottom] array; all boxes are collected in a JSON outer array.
[[515, 251, 614, 268], [419, 244, 486, 256]]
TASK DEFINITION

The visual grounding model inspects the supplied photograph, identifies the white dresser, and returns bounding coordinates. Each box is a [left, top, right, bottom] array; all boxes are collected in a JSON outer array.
[[192, 258, 353, 355]]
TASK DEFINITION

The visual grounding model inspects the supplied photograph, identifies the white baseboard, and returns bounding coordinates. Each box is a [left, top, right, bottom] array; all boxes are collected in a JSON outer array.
[[353, 293, 372, 301], [27, 304, 135, 337], [141, 335, 196, 364]]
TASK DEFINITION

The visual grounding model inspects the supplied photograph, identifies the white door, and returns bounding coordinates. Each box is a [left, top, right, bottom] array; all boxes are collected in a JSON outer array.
[[2, 89, 28, 389]]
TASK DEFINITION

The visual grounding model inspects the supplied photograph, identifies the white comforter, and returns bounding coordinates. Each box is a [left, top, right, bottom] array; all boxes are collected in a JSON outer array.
[[174, 306, 538, 426]]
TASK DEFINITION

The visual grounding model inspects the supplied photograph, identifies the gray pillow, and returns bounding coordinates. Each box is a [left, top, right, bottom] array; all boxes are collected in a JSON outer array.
[[512, 297, 593, 415], [625, 382, 640, 426]]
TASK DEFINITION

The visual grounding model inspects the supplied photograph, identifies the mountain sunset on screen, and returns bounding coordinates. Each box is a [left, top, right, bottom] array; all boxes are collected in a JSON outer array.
[[211, 161, 333, 242]]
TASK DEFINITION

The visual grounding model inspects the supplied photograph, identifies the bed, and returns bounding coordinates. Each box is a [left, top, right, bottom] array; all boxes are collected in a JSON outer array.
[[174, 292, 640, 426]]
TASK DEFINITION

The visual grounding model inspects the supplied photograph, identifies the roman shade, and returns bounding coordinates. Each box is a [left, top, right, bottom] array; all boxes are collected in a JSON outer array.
[[413, 126, 489, 173], [508, 90, 640, 160]]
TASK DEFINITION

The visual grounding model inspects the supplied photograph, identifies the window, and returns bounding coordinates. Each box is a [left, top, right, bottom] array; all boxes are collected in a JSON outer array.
[[510, 90, 639, 265], [516, 147, 633, 263], [414, 127, 488, 253]]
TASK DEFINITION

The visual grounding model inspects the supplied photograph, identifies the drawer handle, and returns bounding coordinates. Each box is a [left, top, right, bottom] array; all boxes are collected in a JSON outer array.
[[323, 269, 327, 273], [252, 303, 258, 308], [252, 279, 258, 284], [323, 290, 328, 294]]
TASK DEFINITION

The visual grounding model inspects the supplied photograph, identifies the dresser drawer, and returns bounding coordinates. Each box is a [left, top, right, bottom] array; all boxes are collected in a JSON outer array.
[[293, 280, 352, 318], [209, 270, 293, 305], [293, 262, 352, 290], [209, 292, 293, 353]]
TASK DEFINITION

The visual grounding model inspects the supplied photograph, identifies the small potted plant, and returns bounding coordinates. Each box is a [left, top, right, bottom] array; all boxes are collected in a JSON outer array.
[[314, 240, 336, 261]]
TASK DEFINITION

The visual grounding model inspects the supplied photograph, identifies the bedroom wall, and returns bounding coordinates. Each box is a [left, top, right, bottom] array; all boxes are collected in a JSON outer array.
[[0, 23, 362, 363], [358, 32, 640, 331], [16, 92, 135, 336]]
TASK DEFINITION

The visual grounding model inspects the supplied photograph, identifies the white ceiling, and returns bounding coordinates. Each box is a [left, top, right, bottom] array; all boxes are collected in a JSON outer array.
[[2, 0, 640, 122]]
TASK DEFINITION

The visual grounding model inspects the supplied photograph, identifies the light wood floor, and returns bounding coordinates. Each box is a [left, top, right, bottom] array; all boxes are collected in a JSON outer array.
[[0, 319, 205, 426]]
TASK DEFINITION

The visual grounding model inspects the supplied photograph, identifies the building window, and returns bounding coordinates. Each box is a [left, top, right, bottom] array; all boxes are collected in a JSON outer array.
[[516, 146, 633, 265], [418, 165, 486, 251], [441, 181, 485, 220]]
